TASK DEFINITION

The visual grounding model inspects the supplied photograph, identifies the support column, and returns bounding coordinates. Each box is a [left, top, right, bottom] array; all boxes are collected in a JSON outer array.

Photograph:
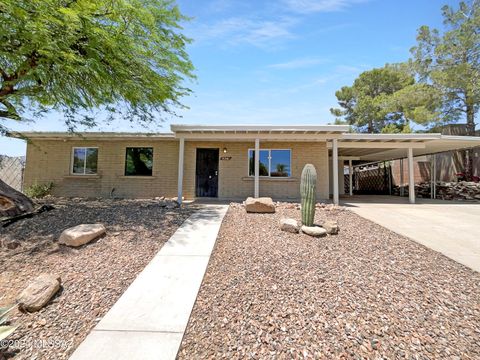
[[332, 139, 339, 205], [254, 138, 260, 198], [432, 154, 437, 199], [348, 159, 353, 196], [177, 137, 185, 204], [408, 147, 415, 204], [400, 158, 404, 197]]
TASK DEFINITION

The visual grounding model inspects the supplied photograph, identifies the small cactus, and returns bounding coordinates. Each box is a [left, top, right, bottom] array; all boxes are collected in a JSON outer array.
[[300, 164, 317, 226]]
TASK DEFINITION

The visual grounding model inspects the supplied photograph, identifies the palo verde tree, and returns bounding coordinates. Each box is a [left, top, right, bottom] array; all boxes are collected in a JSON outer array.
[[0, 0, 194, 216], [410, 0, 480, 137], [0, 0, 194, 133], [330, 65, 440, 133]]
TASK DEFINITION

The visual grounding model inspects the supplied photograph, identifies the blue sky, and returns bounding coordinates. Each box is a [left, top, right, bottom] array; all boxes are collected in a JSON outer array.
[[1, 0, 455, 155]]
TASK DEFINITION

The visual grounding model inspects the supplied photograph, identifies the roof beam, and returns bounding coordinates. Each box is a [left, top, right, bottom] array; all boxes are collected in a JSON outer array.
[[171, 124, 350, 133], [328, 141, 426, 149], [330, 156, 361, 160], [175, 132, 342, 141]]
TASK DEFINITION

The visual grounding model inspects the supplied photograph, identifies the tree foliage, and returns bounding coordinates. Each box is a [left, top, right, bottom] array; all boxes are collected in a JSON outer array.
[[410, 0, 480, 135], [330, 65, 440, 133], [0, 0, 194, 134]]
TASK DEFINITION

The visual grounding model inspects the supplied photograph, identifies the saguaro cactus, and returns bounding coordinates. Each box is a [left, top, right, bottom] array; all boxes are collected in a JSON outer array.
[[300, 164, 317, 226]]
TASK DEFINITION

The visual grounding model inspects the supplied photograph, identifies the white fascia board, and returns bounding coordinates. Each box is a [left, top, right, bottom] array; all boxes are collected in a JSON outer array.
[[328, 141, 426, 149], [174, 132, 342, 141], [340, 133, 442, 141], [170, 124, 350, 133], [439, 135, 480, 142], [9, 132, 175, 140]]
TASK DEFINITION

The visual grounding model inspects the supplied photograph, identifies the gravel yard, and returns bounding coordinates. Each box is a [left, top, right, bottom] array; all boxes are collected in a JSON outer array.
[[0, 198, 196, 359], [179, 203, 480, 359]]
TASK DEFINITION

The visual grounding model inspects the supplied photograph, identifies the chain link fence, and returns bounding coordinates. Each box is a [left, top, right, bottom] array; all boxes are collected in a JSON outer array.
[[0, 155, 25, 191]]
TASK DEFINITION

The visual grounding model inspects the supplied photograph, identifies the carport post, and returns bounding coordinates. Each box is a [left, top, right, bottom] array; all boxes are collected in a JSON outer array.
[[333, 139, 339, 205], [408, 147, 415, 204], [177, 137, 185, 204], [432, 154, 437, 199], [254, 138, 260, 198], [348, 159, 353, 196], [400, 159, 404, 197]]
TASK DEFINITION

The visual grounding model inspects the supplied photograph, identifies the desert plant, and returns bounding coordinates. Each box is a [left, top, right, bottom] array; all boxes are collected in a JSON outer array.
[[300, 164, 317, 226], [0, 305, 17, 341], [24, 182, 54, 198]]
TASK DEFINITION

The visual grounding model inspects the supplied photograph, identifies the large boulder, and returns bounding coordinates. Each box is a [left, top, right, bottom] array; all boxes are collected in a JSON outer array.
[[58, 223, 106, 247], [17, 274, 61, 312], [280, 218, 299, 233], [245, 197, 275, 213], [322, 220, 340, 235], [301, 225, 327, 237]]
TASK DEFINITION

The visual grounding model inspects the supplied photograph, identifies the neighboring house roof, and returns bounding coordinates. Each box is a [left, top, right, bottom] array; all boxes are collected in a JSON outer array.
[[8, 124, 480, 162]]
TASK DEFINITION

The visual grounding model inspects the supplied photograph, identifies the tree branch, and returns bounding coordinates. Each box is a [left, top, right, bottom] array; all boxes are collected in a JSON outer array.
[[0, 99, 20, 120], [0, 67, 8, 81]]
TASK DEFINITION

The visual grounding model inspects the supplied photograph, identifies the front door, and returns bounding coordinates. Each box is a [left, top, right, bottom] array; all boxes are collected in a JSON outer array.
[[195, 148, 219, 197]]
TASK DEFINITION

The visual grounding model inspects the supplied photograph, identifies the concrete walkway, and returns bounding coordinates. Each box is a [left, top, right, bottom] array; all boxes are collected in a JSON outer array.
[[342, 196, 480, 272], [69, 205, 229, 360]]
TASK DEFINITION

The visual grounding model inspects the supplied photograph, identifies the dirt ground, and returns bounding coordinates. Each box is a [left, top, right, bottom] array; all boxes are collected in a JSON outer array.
[[0, 198, 196, 359]]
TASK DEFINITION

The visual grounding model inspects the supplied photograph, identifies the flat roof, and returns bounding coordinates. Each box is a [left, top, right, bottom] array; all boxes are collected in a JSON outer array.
[[332, 134, 480, 161], [9, 131, 175, 140], [8, 126, 480, 161], [170, 124, 350, 134]]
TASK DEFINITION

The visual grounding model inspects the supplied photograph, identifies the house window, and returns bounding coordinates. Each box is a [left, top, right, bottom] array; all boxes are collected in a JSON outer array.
[[72, 147, 98, 175], [125, 147, 153, 176], [248, 149, 291, 177]]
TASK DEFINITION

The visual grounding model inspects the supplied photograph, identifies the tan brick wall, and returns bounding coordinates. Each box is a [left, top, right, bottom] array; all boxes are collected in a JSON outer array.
[[24, 139, 179, 198], [183, 141, 329, 200], [24, 139, 329, 200]]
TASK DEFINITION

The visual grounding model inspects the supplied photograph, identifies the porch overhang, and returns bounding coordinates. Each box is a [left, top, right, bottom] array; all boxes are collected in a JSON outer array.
[[170, 124, 349, 141]]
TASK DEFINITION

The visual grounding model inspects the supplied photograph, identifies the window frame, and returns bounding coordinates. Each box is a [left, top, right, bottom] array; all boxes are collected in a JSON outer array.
[[124, 146, 154, 177], [247, 148, 292, 178], [71, 147, 99, 175]]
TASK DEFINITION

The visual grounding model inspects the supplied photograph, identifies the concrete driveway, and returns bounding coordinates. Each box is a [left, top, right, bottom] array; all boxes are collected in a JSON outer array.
[[342, 195, 480, 272]]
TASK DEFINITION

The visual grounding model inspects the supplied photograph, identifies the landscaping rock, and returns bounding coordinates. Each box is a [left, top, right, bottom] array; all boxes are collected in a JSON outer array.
[[166, 200, 180, 209], [393, 181, 480, 201], [322, 220, 339, 235], [58, 223, 106, 247], [301, 225, 327, 237], [280, 218, 299, 233], [2, 239, 21, 249], [245, 197, 275, 213], [17, 274, 61, 312], [180, 203, 480, 359]]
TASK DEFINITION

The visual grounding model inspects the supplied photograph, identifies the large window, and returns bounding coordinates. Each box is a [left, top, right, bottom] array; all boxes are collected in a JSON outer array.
[[72, 147, 98, 175], [248, 149, 291, 177], [125, 147, 153, 176]]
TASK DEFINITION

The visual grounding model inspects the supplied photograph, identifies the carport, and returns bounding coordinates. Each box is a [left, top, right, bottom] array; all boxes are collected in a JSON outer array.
[[328, 133, 480, 204]]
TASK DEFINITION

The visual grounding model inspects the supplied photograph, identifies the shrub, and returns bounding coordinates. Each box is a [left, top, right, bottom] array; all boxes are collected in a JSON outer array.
[[24, 182, 54, 198]]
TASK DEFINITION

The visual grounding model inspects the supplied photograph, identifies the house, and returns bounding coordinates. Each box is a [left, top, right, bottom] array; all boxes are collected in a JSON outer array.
[[15, 124, 480, 204]]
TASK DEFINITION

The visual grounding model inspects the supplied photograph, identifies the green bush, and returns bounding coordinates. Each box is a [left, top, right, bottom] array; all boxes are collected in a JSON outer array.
[[24, 182, 54, 198]]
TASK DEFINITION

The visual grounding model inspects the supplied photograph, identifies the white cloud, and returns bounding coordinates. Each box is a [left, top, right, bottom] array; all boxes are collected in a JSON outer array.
[[267, 57, 329, 69], [282, 0, 368, 13], [186, 16, 297, 49]]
